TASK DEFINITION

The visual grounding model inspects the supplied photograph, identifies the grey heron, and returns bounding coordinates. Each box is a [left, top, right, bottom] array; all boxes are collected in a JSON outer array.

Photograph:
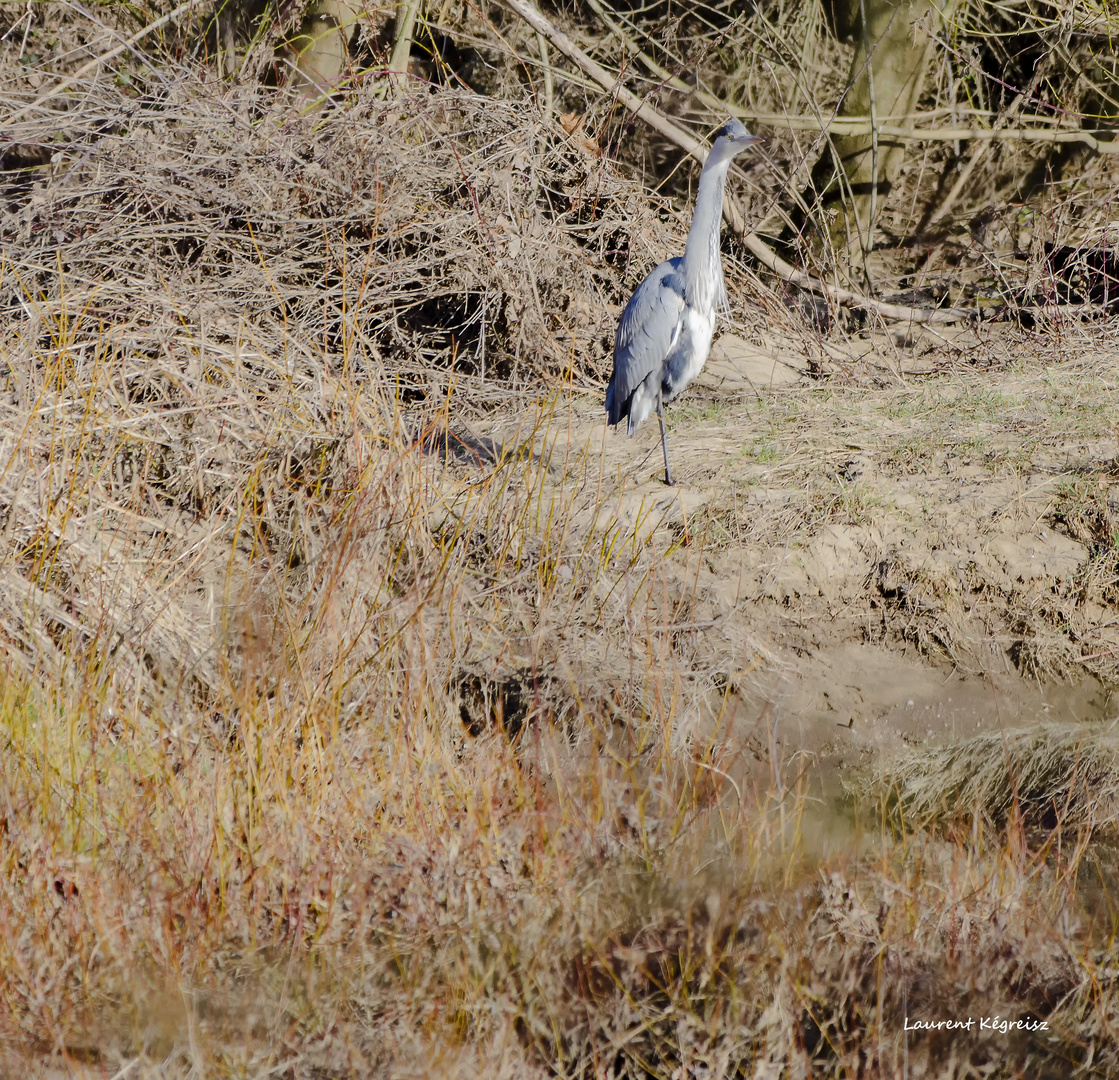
[[605, 119, 761, 485]]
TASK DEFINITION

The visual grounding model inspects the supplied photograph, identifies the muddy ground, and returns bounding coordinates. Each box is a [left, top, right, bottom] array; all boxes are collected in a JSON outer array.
[[457, 320, 1119, 796]]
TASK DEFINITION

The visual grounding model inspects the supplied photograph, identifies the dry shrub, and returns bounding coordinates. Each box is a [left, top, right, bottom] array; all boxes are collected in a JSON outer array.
[[8, 0, 1119, 316], [3, 78, 665, 404]]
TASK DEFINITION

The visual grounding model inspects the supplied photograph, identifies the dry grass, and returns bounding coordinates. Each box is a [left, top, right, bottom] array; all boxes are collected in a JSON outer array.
[[4, 665, 1119, 1076], [869, 723, 1119, 832], [3, 13, 1119, 1078]]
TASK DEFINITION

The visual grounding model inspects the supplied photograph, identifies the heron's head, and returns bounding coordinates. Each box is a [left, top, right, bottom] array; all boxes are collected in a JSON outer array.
[[716, 119, 763, 155]]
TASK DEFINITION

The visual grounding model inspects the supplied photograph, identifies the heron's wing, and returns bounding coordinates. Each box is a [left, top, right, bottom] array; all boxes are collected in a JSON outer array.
[[607, 259, 686, 424]]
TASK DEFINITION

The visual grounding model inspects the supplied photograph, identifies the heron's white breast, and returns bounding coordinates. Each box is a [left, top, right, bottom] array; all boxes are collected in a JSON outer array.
[[665, 305, 717, 400]]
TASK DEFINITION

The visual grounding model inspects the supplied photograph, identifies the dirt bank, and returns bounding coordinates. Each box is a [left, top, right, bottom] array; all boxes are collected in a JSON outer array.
[[459, 324, 1119, 778]]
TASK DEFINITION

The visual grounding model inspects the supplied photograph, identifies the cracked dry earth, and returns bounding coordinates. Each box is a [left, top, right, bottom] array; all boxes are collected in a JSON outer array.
[[471, 324, 1119, 789]]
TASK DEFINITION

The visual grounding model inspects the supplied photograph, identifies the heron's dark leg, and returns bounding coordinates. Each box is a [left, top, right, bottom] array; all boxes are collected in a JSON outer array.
[[657, 387, 673, 486]]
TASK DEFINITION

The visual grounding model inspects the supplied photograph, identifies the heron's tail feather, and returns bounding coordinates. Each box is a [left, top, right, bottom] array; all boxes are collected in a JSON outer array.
[[605, 376, 627, 427]]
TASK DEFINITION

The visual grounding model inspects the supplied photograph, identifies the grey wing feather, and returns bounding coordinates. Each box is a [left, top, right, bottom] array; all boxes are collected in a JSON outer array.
[[607, 258, 686, 425]]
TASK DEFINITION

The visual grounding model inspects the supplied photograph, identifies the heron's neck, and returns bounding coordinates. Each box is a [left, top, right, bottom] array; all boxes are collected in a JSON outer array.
[[683, 149, 733, 312]]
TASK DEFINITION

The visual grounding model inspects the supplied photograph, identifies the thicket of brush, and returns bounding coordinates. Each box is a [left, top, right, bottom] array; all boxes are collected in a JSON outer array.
[[3, 1, 1119, 1077], [8, 0, 1119, 308]]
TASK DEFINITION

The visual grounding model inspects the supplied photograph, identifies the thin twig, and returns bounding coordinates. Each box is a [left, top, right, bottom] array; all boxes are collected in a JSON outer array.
[[535, 29, 553, 113], [797, 122, 1119, 151], [928, 92, 1024, 226], [582, 0, 726, 114], [859, 0, 879, 285]]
